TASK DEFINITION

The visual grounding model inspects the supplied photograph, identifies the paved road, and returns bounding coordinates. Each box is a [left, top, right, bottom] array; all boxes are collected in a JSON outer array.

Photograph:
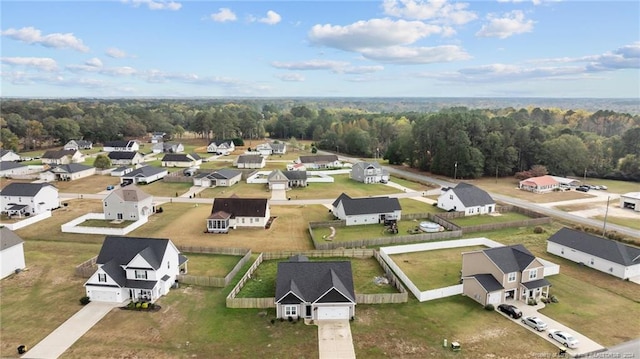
[[602, 338, 640, 358]]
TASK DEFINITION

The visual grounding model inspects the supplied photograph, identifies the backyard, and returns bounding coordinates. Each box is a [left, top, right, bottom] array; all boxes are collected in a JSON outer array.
[[311, 218, 441, 243], [78, 219, 134, 228], [183, 253, 244, 277], [449, 211, 532, 226], [52, 174, 121, 193]]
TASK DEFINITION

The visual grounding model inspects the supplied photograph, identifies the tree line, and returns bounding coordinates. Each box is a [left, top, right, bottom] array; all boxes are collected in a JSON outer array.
[[1, 99, 638, 181]]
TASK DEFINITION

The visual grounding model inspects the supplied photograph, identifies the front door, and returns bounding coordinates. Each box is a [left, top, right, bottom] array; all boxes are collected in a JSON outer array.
[[117, 213, 123, 220], [306, 305, 312, 318]]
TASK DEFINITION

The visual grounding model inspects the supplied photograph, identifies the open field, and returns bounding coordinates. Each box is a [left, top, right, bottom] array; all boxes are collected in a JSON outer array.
[[450, 211, 532, 226], [54, 175, 121, 193], [183, 253, 244, 277], [467, 177, 593, 203], [594, 215, 640, 230], [312, 218, 442, 243], [199, 182, 271, 199], [391, 245, 487, 289], [139, 180, 193, 197]]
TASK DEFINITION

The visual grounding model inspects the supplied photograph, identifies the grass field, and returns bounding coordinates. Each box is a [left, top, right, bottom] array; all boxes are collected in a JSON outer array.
[[138, 180, 193, 197], [78, 219, 134, 228], [450, 212, 532, 226], [398, 198, 440, 214], [312, 218, 442, 243], [594, 215, 640, 230], [53, 175, 121, 193], [183, 253, 243, 277]]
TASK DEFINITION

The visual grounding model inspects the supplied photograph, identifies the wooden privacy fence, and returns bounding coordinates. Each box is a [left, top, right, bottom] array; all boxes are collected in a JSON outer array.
[[226, 253, 273, 308], [177, 246, 250, 256], [75, 256, 97, 278], [177, 246, 252, 288], [432, 205, 552, 234]]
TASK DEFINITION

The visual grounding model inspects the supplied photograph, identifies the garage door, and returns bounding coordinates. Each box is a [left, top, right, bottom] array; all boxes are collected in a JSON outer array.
[[271, 183, 286, 190], [487, 292, 501, 305], [317, 306, 350, 320], [90, 290, 117, 302]]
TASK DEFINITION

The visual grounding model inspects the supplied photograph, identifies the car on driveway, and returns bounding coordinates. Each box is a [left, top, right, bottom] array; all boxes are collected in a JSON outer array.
[[548, 329, 579, 348], [522, 316, 548, 331], [497, 304, 522, 319], [576, 185, 590, 192]]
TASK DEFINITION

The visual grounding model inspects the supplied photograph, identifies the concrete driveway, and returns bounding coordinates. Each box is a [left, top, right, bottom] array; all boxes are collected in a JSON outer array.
[[22, 301, 119, 359], [499, 301, 605, 357], [317, 320, 356, 359]]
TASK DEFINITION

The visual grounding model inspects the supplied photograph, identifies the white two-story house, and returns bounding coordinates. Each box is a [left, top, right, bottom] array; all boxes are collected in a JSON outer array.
[[0, 182, 59, 217]]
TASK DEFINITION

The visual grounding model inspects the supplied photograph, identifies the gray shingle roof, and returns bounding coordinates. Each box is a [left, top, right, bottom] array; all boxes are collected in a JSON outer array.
[[333, 193, 401, 216], [483, 244, 536, 273], [548, 227, 640, 266], [0, 227, 24, 251], [211, 197, 268, 218], [51, 163, 93, 174], [0, 182, 56, 196], [104, 140, 136, 148], [237, 155, 264, 164], [299, 154, 338, 164], [42, 149, 76, 159], [275, 260, 355, 304], [451, 182, 495, 207], [96, 236, 170, 270], [108, 151, 139, 160], [521, 278, 551, 289], [211, 169, 241, 179], [0, 162, 27, 171], [283, 170, 307, 180], [123, 166, 166, 178], [467, 273, 504, 292], [107, 185, 151, 202]]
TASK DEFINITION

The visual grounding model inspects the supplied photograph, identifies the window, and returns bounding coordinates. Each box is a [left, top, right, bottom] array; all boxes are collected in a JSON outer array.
[[98, 273, 107, 282], [167, 261, 170, 269], [135, 270, 147, 279], [284, 305, 297, 317], [590, 258, 594, 265], [449, 195, 453, 200], [529, 270, 537, 280], [508, 272, 517, 282]]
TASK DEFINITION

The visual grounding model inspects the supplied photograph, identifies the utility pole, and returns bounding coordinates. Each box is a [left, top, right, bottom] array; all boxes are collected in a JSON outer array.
[[495, 166, 499, 184], [454, 161, 458, 180], [602, 196, 610, 238]]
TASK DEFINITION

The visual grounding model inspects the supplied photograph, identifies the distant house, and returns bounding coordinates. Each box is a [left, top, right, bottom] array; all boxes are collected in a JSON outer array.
[[152, 142, 184, 154], [121, 166, 168, 185], [268, 170, 307, 190], [331, 193, 402, 226], [620, 192, 640, 212], [519, 175, 560, 193], [108, 151, 145, 166], [437, 183, 495, 216], [41, 149, 84, 165], [275, 256, 356, 321], [63, 140, 93, 150], [256, 143, 274, 157], [47, 163, 95, 181], [286, 162, 307, 172], [547, 227, 640, 280], [84, 236, 188, 303], [0, 182, 59, 217], [350, 162, 389, 184], [161, 153, 202, 167], [206, 197, 270, 233], [297, 155, 341, 170], [462, 244, 551, 306], [207, 140, 235, 155], [103, 185, 153, 221], [193, 169, 242, 188], [0, 228, 26, 280], [0, 162, 30, 177], [150, 132, 166, 143], [271, 143, 287, 155], [0, 149, 21, 162], [235, 154, 265, 169], [103, 140, 139, 152], [111, 166, 133, 177]]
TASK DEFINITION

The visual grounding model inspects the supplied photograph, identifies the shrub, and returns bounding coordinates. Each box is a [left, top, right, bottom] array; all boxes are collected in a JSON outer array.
[[287, 316, 293, 322], [533, 226, 544, 234], [270, 319, 276, 324], [135, 302, 142, 309], [79, 296, 91, 305], [484, 304, 495, 311], [141, 302, 149, 309], [127, 301, 136, 309], [527, 298, 537, 306]]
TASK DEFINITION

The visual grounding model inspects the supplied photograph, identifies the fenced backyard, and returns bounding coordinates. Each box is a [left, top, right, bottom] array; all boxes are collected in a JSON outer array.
[[176, 246, 252, 288]]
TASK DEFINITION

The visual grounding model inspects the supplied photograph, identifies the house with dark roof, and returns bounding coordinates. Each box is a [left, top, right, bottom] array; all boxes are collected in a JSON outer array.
[[161, 153, 202, 168], [152, 142, 184, 154], [108, 151, 145, 166], [103, 140, 139, 152], [268, 170, 307, 190], [150, 132, 166, 143], [350, 162, 389, 184], [275, 255, 356, 321], [111, 166, 133, 177], [437, 182, 495, 216], [207, 140, 235, 155], [84, 236, 188, 303], [0, 149, 21, 162], [206, 197, 270, 233], [547, 227, 640, 280], [0, 182, 59, 217], [0, 161, 30, 177], [121, 166, 168, 185], [46, 163, 96, 181], [461, 244, 551, 306], [235, 154, 265, 169], [103, 185, 154, 221], [63, 139, 93, 150], [193, 169, 242, 187], [331, 193, 402, 226], [41, 149, 84, 165], [0, 227, 26, 279], [297, 154, 341, 169]]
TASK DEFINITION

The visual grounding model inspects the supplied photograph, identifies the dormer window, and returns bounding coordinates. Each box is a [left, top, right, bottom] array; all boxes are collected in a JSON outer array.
[[508, 272, 517, 282], [135, 270, 147, 279]]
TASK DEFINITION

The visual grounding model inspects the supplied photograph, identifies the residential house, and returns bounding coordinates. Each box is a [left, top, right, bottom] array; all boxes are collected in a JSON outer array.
[[150, 132, 166, 143], [152, 142, 184, 154], [103, 185, 154, 221], [519, 175, 560, 193], [206, 197, 270, 233], [0, 149, 21, 162], [331, 193, 402, 226], [84, 236, 188, 303], [271, 143, 287, 155], [63, 140, 93, 150], [235, 154, 265, 169], [620, 192, 640, 212], [268, 170, 307, 190], [111, 166, 133, 177], [108, 151, 145, 166], [121, 166, 168, 185], [0, 182, 59, 217], [350, 162, 389, 184], [0, 162, 30, 177], [286, 162, 307, 171], [0, 227, 26, 279], [161, 153, 202, 168], [207, 140, 235, 155], [47, 163, 96, 181], [437, 183, 495, 216], [275, 255, 356, 321], [41, 149, 84, 165], [462, 244, 551, 306], [256, 143, 274, 156], [193, 169, 242, 187], [297, 155, 341, 170], [547, 227, 640, 280], [103, 140, 139, 152]]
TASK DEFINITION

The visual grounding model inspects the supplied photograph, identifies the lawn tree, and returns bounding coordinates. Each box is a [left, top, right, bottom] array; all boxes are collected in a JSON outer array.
[[94, 154, 112, 169]]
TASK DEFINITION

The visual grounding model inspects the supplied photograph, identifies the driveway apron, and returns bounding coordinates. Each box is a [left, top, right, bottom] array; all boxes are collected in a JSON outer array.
[[317, 320, 356, 359], [22, 301, 119, 359]]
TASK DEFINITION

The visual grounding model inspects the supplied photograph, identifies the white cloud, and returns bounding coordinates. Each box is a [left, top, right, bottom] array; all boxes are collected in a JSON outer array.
[[360, 45, 471, 64], [259, 10, 282, 25], [382, 0, 477, 25], [211, 8, 237, 23], [85, 58, 103, 68], [1, 57, 58, 71], [276, 73, 305, 82], [106, 47, 130, 58], [497, 0, 546, 5], [1, 26, 89, 52], [271, 59, 385, 74], [122, 0, 181, 11], [476, 10, 534, 39]]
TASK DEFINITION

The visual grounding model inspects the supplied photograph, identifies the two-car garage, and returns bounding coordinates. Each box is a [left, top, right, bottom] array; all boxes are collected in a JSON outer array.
[[620, 192, 640, 212], [317, 306, 352, 320], [86, 286, 126, 302]]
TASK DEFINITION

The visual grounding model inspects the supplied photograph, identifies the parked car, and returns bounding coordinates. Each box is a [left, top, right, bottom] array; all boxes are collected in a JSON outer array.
[[106, 185, 115, 190], [600, 185, 608, 190], [576, 186, 590, 192], [522, 316, 548, 331], [548, 329, 579, 348], [497, 304, 522, 319]]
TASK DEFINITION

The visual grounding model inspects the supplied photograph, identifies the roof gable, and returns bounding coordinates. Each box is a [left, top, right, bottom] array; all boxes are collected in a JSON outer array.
[[50, 163, 93, 174], [548, 227, 640, 266], [106, 185, 151, 203], [0, 182, 57, 197], [275, 261, 355, 304], [96, 236, 172, 270], [124, 166, 166, 178], [483, 244, 536, 273], [0, 227, 24, 250], [451, 183, 495, 207]]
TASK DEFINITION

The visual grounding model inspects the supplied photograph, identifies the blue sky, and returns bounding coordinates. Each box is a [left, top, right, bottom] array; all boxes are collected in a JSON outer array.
[[1, 0, 639, 98]]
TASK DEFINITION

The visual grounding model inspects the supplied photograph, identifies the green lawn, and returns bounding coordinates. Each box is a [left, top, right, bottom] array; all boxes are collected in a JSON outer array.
[[78, 219, 134, 228], [451, 212, 532, 226], [594, 215, 640, 230], [312, 219, 437, 243], [398, 198, 442, 214], [184, 253, 244, 277], [391, 245, 487, 290], [390, 176, 436, 191], [138, 180, 193, 197]]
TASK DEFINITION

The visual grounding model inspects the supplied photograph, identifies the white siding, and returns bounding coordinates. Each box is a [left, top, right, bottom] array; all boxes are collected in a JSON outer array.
[[0, 243, 26, 279], [547, 241, 630, 279]]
